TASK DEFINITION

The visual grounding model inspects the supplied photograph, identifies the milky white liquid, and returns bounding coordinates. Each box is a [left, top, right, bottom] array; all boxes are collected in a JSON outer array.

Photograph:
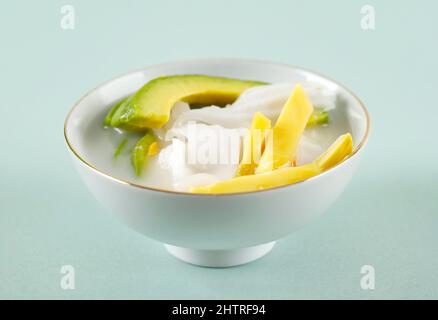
[[82, 98, 352, 192]]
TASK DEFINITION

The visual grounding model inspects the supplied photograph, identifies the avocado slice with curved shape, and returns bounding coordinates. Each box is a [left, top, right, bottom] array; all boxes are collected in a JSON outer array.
[[306, 107, 329, 128], [104, 96, 148, 131], [131, 130, 158, 176], [110, 75, 267, 129], [103, 97, 128, 127]]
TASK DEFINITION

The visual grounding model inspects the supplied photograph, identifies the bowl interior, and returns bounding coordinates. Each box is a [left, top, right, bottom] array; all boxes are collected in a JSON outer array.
[[65, 59, 369, 191]]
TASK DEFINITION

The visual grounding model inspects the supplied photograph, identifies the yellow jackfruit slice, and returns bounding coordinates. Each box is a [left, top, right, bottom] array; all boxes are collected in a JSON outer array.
[[256, 84, 314, 174], [190, 133, 353, 194], [236, 112, 271, 176]]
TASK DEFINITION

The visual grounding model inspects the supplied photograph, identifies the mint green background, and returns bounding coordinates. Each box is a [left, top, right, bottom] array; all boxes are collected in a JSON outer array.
[[1, 0, 437, 299]]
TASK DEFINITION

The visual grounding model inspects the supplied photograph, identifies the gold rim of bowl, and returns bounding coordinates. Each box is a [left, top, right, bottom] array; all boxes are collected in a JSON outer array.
[[64, 59, 371, 197]]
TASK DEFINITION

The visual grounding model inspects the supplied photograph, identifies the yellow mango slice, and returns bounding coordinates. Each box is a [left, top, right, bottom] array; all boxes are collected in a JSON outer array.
[[315, 133, 353, 171], [256, 84, 314, 174], [192, 163, 320, 194], [236, 112, 271, 176], [190, 133, 353, 194]]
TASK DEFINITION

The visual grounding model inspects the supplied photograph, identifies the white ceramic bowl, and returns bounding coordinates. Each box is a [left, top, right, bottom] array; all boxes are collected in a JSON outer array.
[[64, 59, 370, 267]]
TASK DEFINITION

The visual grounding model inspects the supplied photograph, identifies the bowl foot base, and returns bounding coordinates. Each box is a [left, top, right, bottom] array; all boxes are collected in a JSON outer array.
[[164, 242, 276, 267]]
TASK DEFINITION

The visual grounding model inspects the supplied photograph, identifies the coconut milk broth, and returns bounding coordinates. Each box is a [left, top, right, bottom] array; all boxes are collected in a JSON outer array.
[[81, 95, 352, 192]]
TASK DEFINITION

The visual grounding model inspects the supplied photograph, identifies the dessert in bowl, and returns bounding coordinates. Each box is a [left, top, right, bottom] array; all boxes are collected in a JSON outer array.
[[64, 59, 370, 267]]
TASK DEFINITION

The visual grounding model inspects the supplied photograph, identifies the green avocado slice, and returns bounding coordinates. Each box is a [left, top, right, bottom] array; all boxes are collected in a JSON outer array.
[[110, 75, 267, 129], [131, 130, 157, 176], [103, 97, 128, 127], [306, 107, 330, 128], [104, 96, 147, 131]]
